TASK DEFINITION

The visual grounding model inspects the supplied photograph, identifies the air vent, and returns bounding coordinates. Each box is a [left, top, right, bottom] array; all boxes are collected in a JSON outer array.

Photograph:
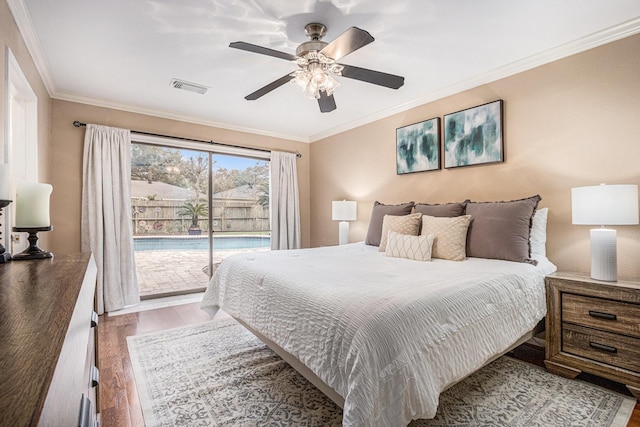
[[170, 78, 209, 94]]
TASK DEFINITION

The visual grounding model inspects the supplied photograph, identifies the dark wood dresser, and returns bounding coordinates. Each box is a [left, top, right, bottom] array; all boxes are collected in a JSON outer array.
[[545, 272, 640, 399], [0, 253, 99, 426]]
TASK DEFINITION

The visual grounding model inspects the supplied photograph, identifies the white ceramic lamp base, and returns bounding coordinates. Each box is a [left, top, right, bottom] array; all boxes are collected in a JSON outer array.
[[590, 228, 617, 282], [338, 221, 350, 245]]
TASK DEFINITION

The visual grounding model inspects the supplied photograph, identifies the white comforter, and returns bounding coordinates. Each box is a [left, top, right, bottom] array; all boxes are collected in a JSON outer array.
[[200, 243, 556, 427]]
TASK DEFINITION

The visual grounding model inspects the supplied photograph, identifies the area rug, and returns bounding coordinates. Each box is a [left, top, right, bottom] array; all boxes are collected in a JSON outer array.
[[127, 318, 635, 427]]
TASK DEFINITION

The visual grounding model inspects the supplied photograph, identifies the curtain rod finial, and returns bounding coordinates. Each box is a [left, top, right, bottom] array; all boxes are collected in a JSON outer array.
[[73, 121, 86, 127]]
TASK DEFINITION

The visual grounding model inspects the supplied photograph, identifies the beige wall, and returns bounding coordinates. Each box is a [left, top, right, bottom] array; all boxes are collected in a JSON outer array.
[[49, 100, 310, 254], [6, 0, 639, 279], [0, 2, 52, 247], [310, 34, 640, 279]]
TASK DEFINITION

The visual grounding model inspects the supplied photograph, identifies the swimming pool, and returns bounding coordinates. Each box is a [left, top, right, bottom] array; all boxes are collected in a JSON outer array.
[[133, 235, 270, 251]]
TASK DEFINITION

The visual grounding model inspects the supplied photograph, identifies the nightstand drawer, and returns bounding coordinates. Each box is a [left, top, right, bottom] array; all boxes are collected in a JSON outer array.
[[562, 323, 640, 373], [562, 294, 640, 338]]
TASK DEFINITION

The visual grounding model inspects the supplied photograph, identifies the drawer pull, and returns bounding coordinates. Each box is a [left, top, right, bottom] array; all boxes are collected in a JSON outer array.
[[91, 366, 100, 387], [78, 394, 92, 427], [588, 310, 617, 321], [91, 311, 99, 328], [589, 342, 618, 353]]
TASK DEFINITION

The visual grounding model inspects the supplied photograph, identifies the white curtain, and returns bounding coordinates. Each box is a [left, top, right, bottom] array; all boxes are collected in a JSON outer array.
[[81, 124, 139, 314], [270, 151, 301, 250]]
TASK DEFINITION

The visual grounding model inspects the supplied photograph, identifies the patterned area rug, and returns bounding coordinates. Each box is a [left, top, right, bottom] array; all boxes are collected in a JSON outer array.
[[127, 318, 635, 427]]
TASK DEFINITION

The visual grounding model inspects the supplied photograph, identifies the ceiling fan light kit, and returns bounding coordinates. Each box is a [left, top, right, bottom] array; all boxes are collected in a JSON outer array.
[[230, 23, 405, 113]]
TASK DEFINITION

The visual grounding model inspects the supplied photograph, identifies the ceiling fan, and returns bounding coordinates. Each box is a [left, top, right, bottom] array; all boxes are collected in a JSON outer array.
[[230, 23, 405, 113]]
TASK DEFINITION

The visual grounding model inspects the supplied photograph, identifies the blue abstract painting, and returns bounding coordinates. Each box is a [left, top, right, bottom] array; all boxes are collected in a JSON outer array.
[[444, 100, 503, 168], [396, 117, 440, 174]]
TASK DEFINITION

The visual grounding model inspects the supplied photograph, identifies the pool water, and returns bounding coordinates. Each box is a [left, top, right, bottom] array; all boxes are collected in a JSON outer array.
[[134, 236, 270, 251]]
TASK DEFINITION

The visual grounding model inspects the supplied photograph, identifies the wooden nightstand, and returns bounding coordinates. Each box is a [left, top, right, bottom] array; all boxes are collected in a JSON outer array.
[[545, 272, 640, 400]]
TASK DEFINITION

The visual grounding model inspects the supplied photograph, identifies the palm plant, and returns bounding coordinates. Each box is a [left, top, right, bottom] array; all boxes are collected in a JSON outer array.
[[177, 201, 208, 229]]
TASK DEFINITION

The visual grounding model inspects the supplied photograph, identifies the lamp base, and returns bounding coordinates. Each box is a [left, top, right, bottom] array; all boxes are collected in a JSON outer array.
[[590, 228, 617, 282], [11, 226, 53, 261], [338, 221, 350, 245]]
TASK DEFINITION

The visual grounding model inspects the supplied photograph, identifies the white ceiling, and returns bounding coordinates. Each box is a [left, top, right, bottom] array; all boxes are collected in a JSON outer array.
[[11, 0, 640, 142]]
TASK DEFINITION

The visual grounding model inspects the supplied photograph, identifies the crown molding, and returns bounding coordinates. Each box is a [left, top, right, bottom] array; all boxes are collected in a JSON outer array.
[[53, 92, 309, 143], [308, 17, 640, 142], [9, 0, 640, 144], [7, 0, 56, 96]]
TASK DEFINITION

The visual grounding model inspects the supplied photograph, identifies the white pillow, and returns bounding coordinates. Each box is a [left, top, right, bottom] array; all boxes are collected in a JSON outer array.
[[530, 208, 548, 256], [385, 231, 435, 261]]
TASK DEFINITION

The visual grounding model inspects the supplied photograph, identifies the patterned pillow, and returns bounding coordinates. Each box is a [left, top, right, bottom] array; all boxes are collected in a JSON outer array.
[[421, 215, 472, 261], [385, 231, 435, 261], [378, 213, 422, 252]]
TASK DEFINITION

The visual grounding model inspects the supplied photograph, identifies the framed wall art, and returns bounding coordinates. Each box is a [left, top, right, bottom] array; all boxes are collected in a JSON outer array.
[[443, 100, 503, 168], [396, 117, 440, 175]]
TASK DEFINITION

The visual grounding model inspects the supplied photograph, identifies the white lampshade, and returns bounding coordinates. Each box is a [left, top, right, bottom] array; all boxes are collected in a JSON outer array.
[[332, 200, 357, 246], [572, 184, 638, 225], [332, 200, 357, 221], [571, 184, 638, 282]]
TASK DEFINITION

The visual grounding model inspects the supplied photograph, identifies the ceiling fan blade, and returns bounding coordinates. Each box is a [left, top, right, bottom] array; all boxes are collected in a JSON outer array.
[[320, 27, 374, 61], [340, 64, 405, 89], [245, 74, 295, 100], [317, 92, 336, 113], [230, 41, 297, 61]]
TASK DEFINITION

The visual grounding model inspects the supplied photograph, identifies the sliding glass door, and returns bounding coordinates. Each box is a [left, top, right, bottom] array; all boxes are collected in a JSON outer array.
[[130, 143, 270, 299]]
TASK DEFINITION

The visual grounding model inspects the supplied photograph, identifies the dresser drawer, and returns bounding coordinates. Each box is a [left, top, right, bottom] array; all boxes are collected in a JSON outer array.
[[562, 323, 640, 373], [562, 293, 640, 338]]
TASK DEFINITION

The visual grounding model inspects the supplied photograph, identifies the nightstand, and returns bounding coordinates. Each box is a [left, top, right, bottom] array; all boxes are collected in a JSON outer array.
[[545, 272, 640, 400]]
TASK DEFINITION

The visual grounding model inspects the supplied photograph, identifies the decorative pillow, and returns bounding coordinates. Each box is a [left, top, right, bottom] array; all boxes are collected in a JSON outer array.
[[530, 208, 548, 256], [365, 201, 415, 246], [414, 201, 467, 217], [378, 213, 422, 252], [420, 215, 472, 261], [385, 231, 435, 261], [465, 195, 541, 264]]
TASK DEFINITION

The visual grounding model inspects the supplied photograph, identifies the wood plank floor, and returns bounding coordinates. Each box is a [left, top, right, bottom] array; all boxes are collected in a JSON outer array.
[[97, 302, 640, 427]]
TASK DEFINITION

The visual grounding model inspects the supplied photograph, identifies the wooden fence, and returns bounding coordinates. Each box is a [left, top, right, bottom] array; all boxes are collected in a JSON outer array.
[[131, 199, 269, 235]]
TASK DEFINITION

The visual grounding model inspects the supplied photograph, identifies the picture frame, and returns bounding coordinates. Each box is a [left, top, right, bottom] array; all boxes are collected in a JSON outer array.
[[396, 117, 441, 175], [443, 100, 504, 168]]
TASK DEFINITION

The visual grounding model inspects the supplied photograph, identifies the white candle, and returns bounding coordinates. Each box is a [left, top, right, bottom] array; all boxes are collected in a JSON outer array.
[[15, 182, 53, 228], [0, 164, 10, 200]]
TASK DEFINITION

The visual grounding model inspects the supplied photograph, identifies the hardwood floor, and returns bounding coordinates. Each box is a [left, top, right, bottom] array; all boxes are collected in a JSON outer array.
[[97, 301, 211, 427], [97, 302, 640, 426]]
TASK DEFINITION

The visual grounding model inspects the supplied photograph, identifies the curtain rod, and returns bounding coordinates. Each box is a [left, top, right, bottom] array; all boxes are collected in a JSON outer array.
[[72, 121, 302, 158]]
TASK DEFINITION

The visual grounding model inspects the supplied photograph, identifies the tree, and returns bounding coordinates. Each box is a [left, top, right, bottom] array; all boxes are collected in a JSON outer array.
[[256, 182, 269, 208], [131, 144, 183, 185], [181, 155, 209, 204]]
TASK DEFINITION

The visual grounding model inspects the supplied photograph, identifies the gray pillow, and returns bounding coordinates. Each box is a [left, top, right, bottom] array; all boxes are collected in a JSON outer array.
[[465, 195, 541, 264], [414, 202, 467, 217], [365, 201, 415, 246]]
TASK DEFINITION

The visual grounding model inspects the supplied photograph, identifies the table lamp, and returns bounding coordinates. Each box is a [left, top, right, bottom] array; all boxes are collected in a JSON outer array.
[[571, 183, 638, 281], [332, 200, 357, 245]]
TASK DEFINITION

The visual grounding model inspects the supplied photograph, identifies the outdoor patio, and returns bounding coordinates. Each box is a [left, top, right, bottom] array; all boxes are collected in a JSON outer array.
[[134, 248, 268, 298]]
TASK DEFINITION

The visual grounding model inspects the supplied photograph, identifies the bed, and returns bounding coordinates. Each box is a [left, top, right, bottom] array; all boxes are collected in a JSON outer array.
[[200, 239, 556, 426]]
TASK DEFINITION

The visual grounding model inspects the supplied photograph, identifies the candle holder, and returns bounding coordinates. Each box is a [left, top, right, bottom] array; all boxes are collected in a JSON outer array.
[[11, 226, 53, 260], [0, 200, 11, 264]]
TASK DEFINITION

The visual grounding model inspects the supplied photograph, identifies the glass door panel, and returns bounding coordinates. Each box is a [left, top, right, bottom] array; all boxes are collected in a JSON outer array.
[[130, 144, 270, 299], [211, 154, 270, 272], [131, 144, 210, 299]]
